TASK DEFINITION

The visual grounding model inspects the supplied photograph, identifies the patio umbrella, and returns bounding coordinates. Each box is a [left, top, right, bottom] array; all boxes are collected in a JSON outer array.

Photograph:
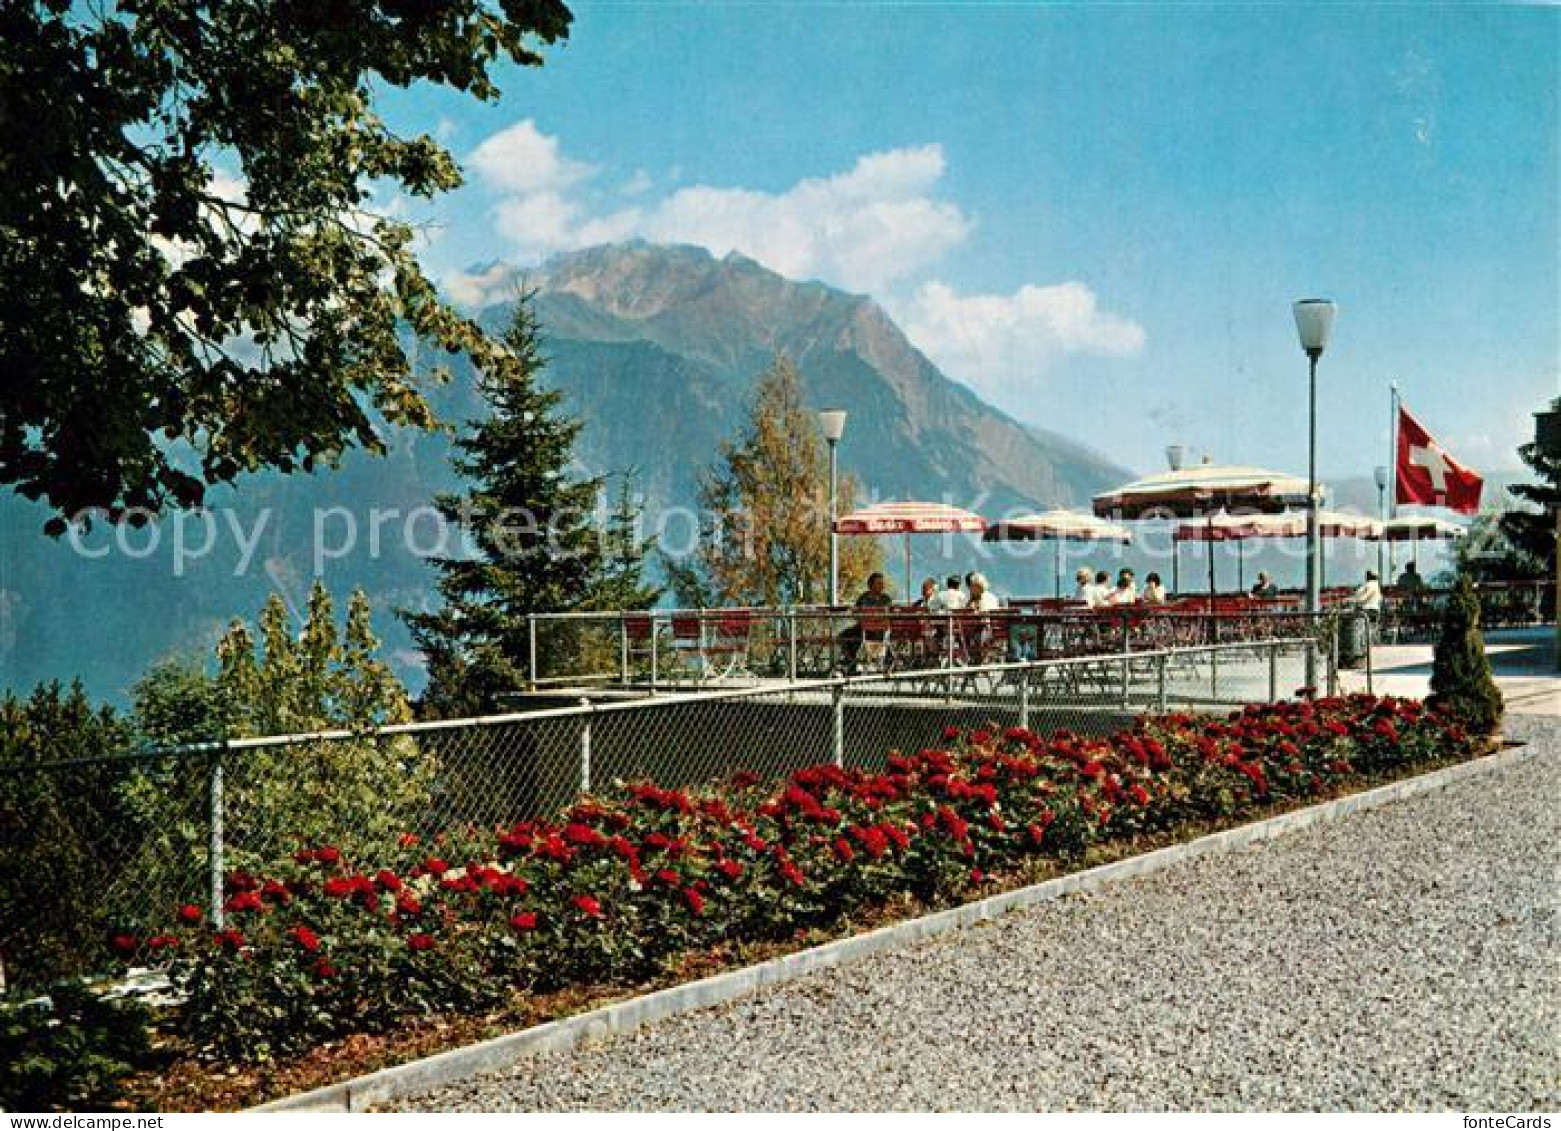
[[833, 501, 988, 599], [1173, 509, 1382, 592], [1093, 463, 1315, 602], [1372, 514, 1466, 570], [984, 509, 1133, 598]]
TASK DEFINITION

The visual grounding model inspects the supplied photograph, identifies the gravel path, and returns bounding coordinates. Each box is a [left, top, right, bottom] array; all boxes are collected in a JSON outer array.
[[402, 718, 1561, 1111]]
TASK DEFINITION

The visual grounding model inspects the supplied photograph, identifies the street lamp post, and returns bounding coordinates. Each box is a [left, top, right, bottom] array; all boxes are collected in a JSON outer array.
[[1373, 464, 1388, 582], [1292, 300, 1337, 618], [819, 409, 848, 606]]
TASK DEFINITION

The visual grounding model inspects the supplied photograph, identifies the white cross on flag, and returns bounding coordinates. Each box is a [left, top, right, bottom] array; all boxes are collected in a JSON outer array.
[[1396, 404, 1483, 514]]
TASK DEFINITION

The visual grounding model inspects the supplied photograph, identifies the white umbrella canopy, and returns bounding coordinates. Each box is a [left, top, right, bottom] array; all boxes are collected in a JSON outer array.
[[1373, 514, 1466, 572], [1092, 463, 1314, 520], [1373, 515, 1467, 541], [985, 509, 1132, 598], [833, 501, 987, 599], [1095, 464, 1318, 600], [1172, 509, 1382, 592]]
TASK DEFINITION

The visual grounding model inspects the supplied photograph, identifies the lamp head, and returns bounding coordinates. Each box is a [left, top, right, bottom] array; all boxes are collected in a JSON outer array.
[[1293, 299, 1337, 357], [819, 409, 848, 444], [1373, 465, 1388, 490]]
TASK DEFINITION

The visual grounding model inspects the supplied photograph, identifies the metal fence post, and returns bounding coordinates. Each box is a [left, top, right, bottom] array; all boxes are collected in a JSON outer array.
[[1268, 642, 1279, 703], [831, 682, 845, 768], [1210, 645, 1220, 704], [209, 747, 226, 929], [1018, 669, 1031, 731], [527, 615, 539, 691], [1155, 653, 1168, 713], [579, 698, 592, 794], [619, 615, 629, 685]]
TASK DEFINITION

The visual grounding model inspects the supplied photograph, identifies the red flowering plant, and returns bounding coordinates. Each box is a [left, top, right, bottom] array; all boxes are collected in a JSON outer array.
[[124, 694, 1479, 1062]]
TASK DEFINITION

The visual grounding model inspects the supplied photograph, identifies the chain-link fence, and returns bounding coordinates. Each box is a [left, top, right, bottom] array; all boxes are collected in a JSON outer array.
[[3, 629, 1336, 995]]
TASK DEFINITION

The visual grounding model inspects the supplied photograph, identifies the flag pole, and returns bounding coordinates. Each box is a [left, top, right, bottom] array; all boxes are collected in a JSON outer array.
[[1388, 381, 1400, 581]]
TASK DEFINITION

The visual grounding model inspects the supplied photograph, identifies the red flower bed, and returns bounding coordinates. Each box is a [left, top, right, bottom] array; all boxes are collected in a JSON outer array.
[[127, 695, 1474, 1060]]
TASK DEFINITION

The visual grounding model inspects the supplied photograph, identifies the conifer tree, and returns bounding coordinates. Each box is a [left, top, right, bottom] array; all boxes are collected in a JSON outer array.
[[1428, 574, 1504, 734], [402, 297, 605, 716]]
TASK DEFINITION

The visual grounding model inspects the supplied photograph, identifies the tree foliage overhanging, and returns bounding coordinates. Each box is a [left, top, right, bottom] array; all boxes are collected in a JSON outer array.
[[0, 0, 572, 531]]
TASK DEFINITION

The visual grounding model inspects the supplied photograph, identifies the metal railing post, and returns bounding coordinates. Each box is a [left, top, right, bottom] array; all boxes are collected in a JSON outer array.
[[1210, 644, 1220, 704], [1119, 613, 1131, 708], [788, 610, 798, 683], [209, 747, 226, 929], [579, 698, 592, 794], [1364, 613, 1376, 696], [527, 615, 539, 691], [1268, 642, 1279, 703], [1019, 669, 1031, 731], [1155, 653, 1168, 713], [618, 615, 629, 685], [1327, 617, 1340, 697], [649, 613, 659, 695], [831, 682, 845, 768], [945, 612, 955, 702]]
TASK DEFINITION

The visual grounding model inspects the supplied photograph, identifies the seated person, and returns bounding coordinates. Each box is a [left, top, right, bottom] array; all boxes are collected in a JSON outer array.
[[1251, 571, 1279, 599], [1103, 568, 1138, 605], [1091, 570, 1112, 608], [929, 575, 968, 613], [1072, 567, 1095, 604], [838, 571, 894, 673], [1395, 561, 1426, 594], [1140, 572, 1168, 604], [966, 571, 1001, 612], [913, 576, 939, 608]]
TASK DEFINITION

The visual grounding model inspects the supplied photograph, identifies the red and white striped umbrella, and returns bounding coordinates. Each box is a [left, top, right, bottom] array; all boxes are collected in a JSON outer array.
[[833, 501, 987, 599], [1171, 509, 1381, 592], [1172, 509, 1381, 542], [834, 501, 988, 535], [984, 509, 1132, 599]]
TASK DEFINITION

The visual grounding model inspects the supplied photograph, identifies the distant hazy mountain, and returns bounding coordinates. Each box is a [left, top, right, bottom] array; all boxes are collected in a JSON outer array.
[[3, 242, 1134, 703]]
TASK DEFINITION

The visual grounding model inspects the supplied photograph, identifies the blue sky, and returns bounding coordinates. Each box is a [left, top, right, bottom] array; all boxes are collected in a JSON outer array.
[[378, 1, 1558, 485]]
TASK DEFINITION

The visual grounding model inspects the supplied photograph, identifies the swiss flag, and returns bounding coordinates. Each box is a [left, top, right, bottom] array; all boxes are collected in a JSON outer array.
[[1396, 404, 1483, 514]]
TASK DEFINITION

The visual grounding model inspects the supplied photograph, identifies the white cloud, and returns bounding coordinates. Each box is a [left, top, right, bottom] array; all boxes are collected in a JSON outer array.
[[457, 121, 1146, 411], [466, 121, 969, 293], [441, 261, 522, 309], [894, 280, 1145, 408], [468, 119, 593, 196]]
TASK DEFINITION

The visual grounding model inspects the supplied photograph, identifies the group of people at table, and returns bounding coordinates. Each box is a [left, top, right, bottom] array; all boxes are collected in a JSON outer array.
[[835, 558, 1400, 673]]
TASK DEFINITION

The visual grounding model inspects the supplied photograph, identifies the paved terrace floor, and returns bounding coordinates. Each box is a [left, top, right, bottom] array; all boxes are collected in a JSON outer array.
[[400, 711, 1561, 1112], [1346, 626, 1561, 716]]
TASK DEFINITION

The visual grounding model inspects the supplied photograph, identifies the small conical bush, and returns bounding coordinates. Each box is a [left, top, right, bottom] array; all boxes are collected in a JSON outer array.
[[1428, 574, 1504, 734]]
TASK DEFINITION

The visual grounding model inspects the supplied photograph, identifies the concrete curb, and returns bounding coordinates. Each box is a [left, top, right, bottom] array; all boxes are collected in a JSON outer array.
[[253, 742, 1543, 1112]]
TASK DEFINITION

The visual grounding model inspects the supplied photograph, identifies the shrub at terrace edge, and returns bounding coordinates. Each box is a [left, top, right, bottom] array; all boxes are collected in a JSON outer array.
[[115, 695, 1478, 1062]]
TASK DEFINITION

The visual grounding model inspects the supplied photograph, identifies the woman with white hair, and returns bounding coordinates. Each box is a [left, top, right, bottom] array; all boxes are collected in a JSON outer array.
[[966, 572, 1001, 612]]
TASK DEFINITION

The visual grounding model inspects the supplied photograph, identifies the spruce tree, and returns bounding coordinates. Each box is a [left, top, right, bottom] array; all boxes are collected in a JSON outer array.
[[587, 471, 663, 611], [403, 297, 605, 716], [1428, 574, 1504, 734]]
